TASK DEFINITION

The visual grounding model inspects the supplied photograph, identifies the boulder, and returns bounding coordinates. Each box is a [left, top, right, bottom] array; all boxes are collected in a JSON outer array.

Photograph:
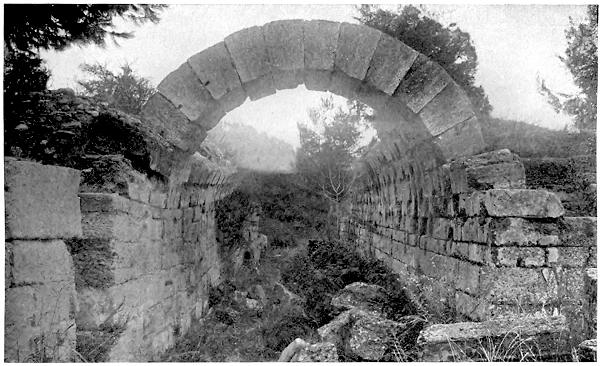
[[291, 342, 338, 362], [576, 339, 597, 362], [278, 338, 309, 362], [331, 282, 389, 313], [346, 310, 407, 361], [318, 308, 409, 361], [248, 284, 267, 305]]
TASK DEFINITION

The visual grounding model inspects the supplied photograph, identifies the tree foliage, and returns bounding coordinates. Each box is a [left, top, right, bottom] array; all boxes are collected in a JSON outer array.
[[296, 96, 371, 206], [356, 5, 492, 116], [77, 63, 155, 115], [538, 5, 598, 131], [3, 4, 165, 97], [4, 4, 165, 56]]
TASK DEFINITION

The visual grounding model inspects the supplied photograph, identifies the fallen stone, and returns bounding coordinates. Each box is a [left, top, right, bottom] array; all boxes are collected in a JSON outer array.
[[278, 338, 309, 362], [418, 315, 569, 361], [291, 342, 338, 362], [346, 309, 407, 361], [331, 282, 389, 313], [576, 339, 597, 362]]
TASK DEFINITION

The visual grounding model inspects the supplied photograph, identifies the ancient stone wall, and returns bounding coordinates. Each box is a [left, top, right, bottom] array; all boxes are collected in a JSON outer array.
[[340, 149, 597, 345], [70, 163, 229, 361], [4, 158, 82, 362]]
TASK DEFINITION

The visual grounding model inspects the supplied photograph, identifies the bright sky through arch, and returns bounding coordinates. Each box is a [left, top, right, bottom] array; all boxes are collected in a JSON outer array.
[[41, 4, 590, 148]]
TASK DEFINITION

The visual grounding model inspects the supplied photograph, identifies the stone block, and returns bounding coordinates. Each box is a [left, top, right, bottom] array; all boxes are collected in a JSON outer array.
[[188, 41, 242, 100], [492, 247, 545, 267], [484, 189, 564, 218], [5, 159, 82, 240], [488, 217, 559, 247], [394, 55, 452, 113], [303, 20, 340, 70], [157, 62, 218, 121], [303, 70, 332, 91], [365, 33, 418, 95], [4, 319, 76, 362], [419, 81, 475, 136], [328, 70, 361, 100], [140, 93, 194, 151], [224, 25, 271, 83], [335, 23, 381, 80], [242, 74, 276, 101], [455, 261, 480, 294], [479, 267, 557, 305], [264, 19, 304, 71], [455, 291, 492, 321], [272, 69, 304, 91], [149, 190, 167, 208], [5, 282, 77, 331], [11, 240, 74, 285], [418, 315, 569, 361], [468, 243, 492, 264], [546, 247, 590, 268], [559, 217, 596, 247], [433, 117, 486, 162]]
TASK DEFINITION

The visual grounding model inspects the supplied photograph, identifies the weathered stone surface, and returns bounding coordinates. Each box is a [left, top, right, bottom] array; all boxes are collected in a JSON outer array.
[[484, 189, 565, 218], [188, 41, 243, 100], [328, 71, 361, 100], [11, 240, 74, 285], [264, 19, 304, 71], [303, 20, 340, 70], [140, 93, 195, 151], [224, 26, 271, 83], [278, 338, 309, 362], [559, 217, 597, 247], [346, 309, 406, 361], [335, 23, 381, 80], [303, 70, 332, 91], [331, 282, 389, 313], [492, 246, 546, 267], [487, 217, 559, 247], [5, 282, 78, 362], [448, 149, 526, 192], [479, 267, 557, 304], [576, 339, 597, 362], [584, 268, 597, 339], [418, 315, 569, 361], [394, 55, 452, 113], [419, 81, 475, 136], [291, 342, 338, 362], [366, 33, 418, 95], [5, 159, 82, 240], [157, 62, 218, 121], [242, 74, 276, 101], [433, 117, 486, 162]]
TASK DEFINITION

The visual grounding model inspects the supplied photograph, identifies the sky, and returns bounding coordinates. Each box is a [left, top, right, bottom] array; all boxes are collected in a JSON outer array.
[[40, 3, 590, 148]]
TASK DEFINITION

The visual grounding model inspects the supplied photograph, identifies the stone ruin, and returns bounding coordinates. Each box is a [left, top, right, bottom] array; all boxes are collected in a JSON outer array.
[[4, 19, 597, 361]]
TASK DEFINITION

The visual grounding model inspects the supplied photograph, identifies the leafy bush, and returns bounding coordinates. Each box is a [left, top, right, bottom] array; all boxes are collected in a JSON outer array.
[[282, 239, 418, 326]]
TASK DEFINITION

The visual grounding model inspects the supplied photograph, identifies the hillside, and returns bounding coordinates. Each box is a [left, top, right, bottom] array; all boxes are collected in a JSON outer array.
[[204, 120, 296, 172]]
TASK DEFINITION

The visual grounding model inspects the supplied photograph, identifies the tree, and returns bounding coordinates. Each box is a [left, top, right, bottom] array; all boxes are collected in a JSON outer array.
[[296, 96, 373, 234], [3, 4, 165, 96], [77, 63, 155, 115], [538, 5, 598, 131], [356, 5, 492, 116]]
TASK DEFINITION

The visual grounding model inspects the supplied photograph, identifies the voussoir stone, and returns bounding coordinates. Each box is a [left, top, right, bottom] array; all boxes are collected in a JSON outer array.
[[303, 20, 340, 70], [335, 23, 381, 80], [366, 33, 418, 95], [157, 62, 218, 121], [419, 81, 475, 136], [225, 25, 271, 83], [141, 93, 194, 151], [188, 41, 243, 100], [264, 19, 304, 71], [484, 189, 565, 218], [394, 54, 452, 113]]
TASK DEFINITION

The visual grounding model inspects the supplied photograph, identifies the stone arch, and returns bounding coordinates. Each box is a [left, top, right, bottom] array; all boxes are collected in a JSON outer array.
[[140, 19, 486, 184]]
